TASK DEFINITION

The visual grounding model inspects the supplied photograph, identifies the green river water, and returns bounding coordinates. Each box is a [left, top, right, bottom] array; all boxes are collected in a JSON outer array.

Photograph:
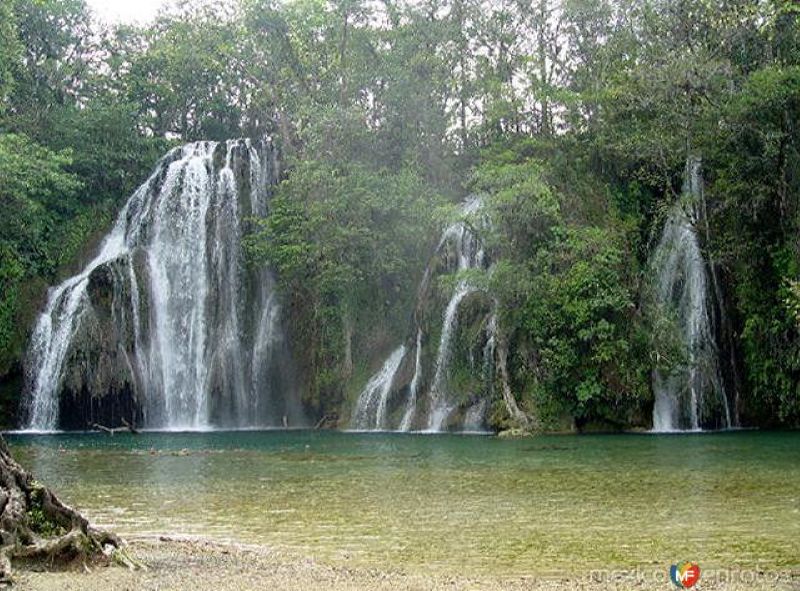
[[6, 430, 799, 578]]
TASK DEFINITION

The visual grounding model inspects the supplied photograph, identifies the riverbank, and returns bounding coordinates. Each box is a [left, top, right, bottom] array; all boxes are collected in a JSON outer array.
[[16, 537, 799, 591], [9, 430, 800, 587]]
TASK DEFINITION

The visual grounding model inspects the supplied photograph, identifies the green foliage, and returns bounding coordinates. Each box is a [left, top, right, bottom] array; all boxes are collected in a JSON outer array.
[[464, 142, 645, 427], [8, 0, 96, 134], [121, 3, 244, 139], [0, 245, 24, 372], [707, 64, 800, 426], [26, 484, 66, 538], [479, 170, 558, 254], [494, 222, 648, 427], [469, 140, 650, 428], [0, 133, 84, 374], [0, 0, 21, 112]]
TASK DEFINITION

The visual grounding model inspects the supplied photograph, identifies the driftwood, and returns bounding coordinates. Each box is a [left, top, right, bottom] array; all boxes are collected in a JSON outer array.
[[0, 434, 125, 584], [90, 418, 139, 436], [314, 414, 338, 430]]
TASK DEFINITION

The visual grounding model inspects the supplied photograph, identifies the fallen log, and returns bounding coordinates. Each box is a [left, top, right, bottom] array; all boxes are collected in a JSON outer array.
[[89, 418, 139, 436], [121, 418, 139, 434]]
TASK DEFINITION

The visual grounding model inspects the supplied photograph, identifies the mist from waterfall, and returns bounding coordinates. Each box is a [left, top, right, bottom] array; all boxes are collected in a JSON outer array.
[[22, 139, 300, 432]]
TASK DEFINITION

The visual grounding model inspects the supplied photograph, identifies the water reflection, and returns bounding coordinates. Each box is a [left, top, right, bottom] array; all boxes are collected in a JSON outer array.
[[7, 430, 799, 577]]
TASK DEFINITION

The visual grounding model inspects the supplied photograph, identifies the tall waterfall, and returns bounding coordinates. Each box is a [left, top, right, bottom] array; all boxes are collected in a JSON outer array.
[[650, 157, 732, 432], [350, 196, 492, 432], [22, 139, 301, 431]]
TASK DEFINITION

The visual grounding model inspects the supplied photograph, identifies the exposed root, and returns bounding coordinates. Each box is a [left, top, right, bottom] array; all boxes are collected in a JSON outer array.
[[0, 434, 123, 584], [111, 546, 146, 571], [495, 328, 538, 431]]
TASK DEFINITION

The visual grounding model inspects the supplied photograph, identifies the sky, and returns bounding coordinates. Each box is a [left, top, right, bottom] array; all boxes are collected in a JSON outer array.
[[85, 0, 165, 24]]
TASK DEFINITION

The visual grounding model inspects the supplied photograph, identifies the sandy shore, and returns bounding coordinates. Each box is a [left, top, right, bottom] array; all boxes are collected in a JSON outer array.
[[16, 537, 799, 591]]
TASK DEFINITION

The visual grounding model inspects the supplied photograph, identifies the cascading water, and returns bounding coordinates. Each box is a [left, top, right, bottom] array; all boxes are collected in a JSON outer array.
[[22, 139, 301, 431], [425, 283, 476, 431], [398, 330, 423, 431], [350, 346, 406, 430], [350, 196, 492, 432], [425, 197, 485, 431], [24, 226, 129, 431], [650, 157, 731, 432]]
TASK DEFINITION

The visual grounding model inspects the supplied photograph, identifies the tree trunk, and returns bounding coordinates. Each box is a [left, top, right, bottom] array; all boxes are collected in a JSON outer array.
[[339, 9, 350, 107], [342, 309, 354, 380], [495, 331, 535, 430], [0, 434, 122, 583]]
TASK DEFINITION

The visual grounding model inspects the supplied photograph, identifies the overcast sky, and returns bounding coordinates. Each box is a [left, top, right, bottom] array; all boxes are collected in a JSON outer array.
[[85, 0, 164, 24]]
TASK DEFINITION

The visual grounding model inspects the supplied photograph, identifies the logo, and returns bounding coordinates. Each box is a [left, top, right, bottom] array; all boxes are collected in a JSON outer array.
[[670, 562, 700, 588]]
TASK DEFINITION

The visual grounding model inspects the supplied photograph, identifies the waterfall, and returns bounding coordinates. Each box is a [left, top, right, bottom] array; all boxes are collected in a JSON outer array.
[[651, 157, 731, 432], [398, 330, 423, 431], [24, 222, 129, 430], [350, 196, 489, 432], [350, 346, 406, 430], [22, 139, 300, 431], [425, 197, 485, 431], [425, 282, 476, 431]]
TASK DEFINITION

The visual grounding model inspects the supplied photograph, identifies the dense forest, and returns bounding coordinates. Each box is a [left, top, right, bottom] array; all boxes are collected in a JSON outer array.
[[1, 0, 798, 431]]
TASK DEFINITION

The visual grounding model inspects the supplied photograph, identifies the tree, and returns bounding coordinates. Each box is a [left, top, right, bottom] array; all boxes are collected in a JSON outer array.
[[123, 4, 243, 140], [0, 133, 83, 374], [0, 0, 20, 113], [7, 0, 96, 138]]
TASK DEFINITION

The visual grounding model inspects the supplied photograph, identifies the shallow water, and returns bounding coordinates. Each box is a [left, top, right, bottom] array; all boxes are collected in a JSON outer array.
[[7, 430, 799, 577]]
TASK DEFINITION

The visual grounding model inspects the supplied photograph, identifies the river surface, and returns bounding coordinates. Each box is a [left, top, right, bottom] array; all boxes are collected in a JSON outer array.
[[6, 430, 799, 577]]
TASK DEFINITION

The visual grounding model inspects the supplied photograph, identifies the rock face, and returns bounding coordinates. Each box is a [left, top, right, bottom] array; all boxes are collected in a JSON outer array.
[[22, 139, 303, 431]]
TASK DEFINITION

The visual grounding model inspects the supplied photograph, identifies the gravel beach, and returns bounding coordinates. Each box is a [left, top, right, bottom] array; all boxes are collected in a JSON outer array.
[[15, 537, 799, 591]]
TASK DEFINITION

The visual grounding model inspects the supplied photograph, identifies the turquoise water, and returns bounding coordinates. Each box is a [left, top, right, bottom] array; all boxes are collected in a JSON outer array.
[[7, 430, 799, 577]]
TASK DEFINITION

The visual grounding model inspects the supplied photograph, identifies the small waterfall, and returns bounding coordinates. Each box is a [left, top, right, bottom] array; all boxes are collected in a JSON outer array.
[[425, 197, 485, 431], [651, 158, 731, 432], [351, 196, 489, 432], [426, 282, 476, 431], [398, 330, 423, 431], [350, 346, 406, 430], [22, 139, 299, 431]]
